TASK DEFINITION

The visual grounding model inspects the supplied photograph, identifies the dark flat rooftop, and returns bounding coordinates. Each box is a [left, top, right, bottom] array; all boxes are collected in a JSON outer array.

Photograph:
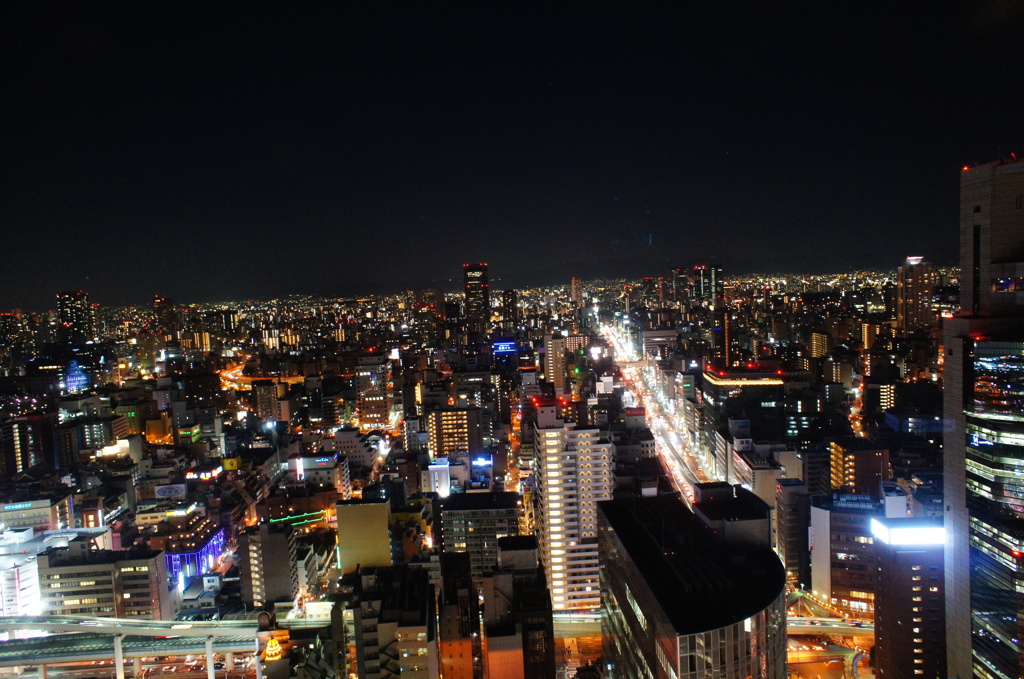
[[440, 491, 519, 512], [599, 495, 785, 635]]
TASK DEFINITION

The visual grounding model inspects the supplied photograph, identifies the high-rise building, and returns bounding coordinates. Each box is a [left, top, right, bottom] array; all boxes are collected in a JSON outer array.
[[896, 256, 937, 336], [810, 488, 910, 620], [437, 552, 480, 679], [0, 411, 60, 473], [414, 288, 446, 338], [944, 158, 1024, 679], [55, 290, 94, 342], [699, 367, 785, 480], [336, 499, 393, 575], [480, 535, 555, 679], [425, 407, 483, 460], [463, 263, 490, 335], [775, 478, 810, 587], [250, 379, 282, 421], [827, 437, 891, 496], [354, 354, 392, 430], [500, 289, 518, 334], [152, 294, 179, 337], [871, 517, 946, 679], [688, 265, 723, 308], [545, 335, 568, 392], [570, 277, 583, 306], [439, 492, 520, 586], [534, 404, 613, 613], [339, 566, 438, 679], [238, 522, 295, 607], [599, 492, 787, 678]]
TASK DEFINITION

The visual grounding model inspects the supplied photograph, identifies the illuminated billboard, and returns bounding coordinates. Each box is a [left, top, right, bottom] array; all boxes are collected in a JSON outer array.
[[493, 341, 517, 354]]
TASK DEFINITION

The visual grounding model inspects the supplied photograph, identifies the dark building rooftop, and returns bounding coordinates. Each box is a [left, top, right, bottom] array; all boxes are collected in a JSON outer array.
[[599, 495, 785, 635], [439, 491, 518, 512], [497, 534, 537, 551]]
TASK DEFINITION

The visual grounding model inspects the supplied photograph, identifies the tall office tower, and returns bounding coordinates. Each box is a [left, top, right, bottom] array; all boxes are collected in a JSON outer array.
[[355, 354, 392, 430], [710, 309, 731, 365], [872, 517, 946, 679], [152, 294, 179, 337], [896, 256, 937, 336], [699, 367, 784, 480], [570, 277, 583, 306], [671, 267, 687, 303], [944, 158, 1024, 679], [688, 265, 723, 308], [55, 290, 94, 342], [415, 288, 446, 338], [775, 478, 810, 587], [534, 404, 613, 613], [500, 289, 518, 333], [545, 335, 568, 392], [425, 407, 483, 460], [0, 411, 59, 473], [599, 492, 787, 679], [810, 488, 910, 620], [463, 263, 490, 335]]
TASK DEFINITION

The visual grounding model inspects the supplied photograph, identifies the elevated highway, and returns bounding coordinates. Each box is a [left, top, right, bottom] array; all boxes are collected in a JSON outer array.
[[0, 617, 261, 679], [787, 616, 874, 640]]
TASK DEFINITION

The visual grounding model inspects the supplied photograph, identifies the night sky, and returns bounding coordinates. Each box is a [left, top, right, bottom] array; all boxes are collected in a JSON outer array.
[[2, 3, 1023, 310]]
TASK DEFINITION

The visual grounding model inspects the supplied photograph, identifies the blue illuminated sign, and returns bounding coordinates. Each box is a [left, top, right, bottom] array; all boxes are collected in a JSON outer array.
[[472, 457, 492, 467], [493, 341, 517, 354], [2, 502, 33, 511]]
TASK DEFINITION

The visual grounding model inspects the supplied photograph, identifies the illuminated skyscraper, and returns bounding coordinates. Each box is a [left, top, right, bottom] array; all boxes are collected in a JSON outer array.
[[896, 256, 937, 336], [944, 158, 1024, 679], [463, 263, 490, 335], [55, 290, 94, 342], [688, 265, 723, 308], [152, 294, 178, 337], [872, 517, 946, 679], [533, 403, 613, 613], [500, 289, 518, 333]]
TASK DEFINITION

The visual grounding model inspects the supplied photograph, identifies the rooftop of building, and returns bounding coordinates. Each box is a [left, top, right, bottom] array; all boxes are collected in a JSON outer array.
[[42, 544, 163, 568], [810, 491, 898, 513], [340, 565, 436, 633], [440, 491, 519, 512], [831, 436, 889, 451], [776, 477, 806, 488], [598, 495, 785, 635], [497, 534, 537, 551], [693, 485, 772, 522]]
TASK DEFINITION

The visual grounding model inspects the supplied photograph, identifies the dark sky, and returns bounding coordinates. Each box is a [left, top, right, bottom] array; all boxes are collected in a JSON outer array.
[[2, 3, 1023, 310]]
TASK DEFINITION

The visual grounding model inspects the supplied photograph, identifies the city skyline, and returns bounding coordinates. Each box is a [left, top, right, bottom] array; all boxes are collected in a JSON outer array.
[[0, 264, 962, 315], [2, 4, 1023, 309]]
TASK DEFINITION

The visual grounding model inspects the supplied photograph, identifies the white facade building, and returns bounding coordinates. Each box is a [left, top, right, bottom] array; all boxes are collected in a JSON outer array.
[[533, 404, 613, 613]]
